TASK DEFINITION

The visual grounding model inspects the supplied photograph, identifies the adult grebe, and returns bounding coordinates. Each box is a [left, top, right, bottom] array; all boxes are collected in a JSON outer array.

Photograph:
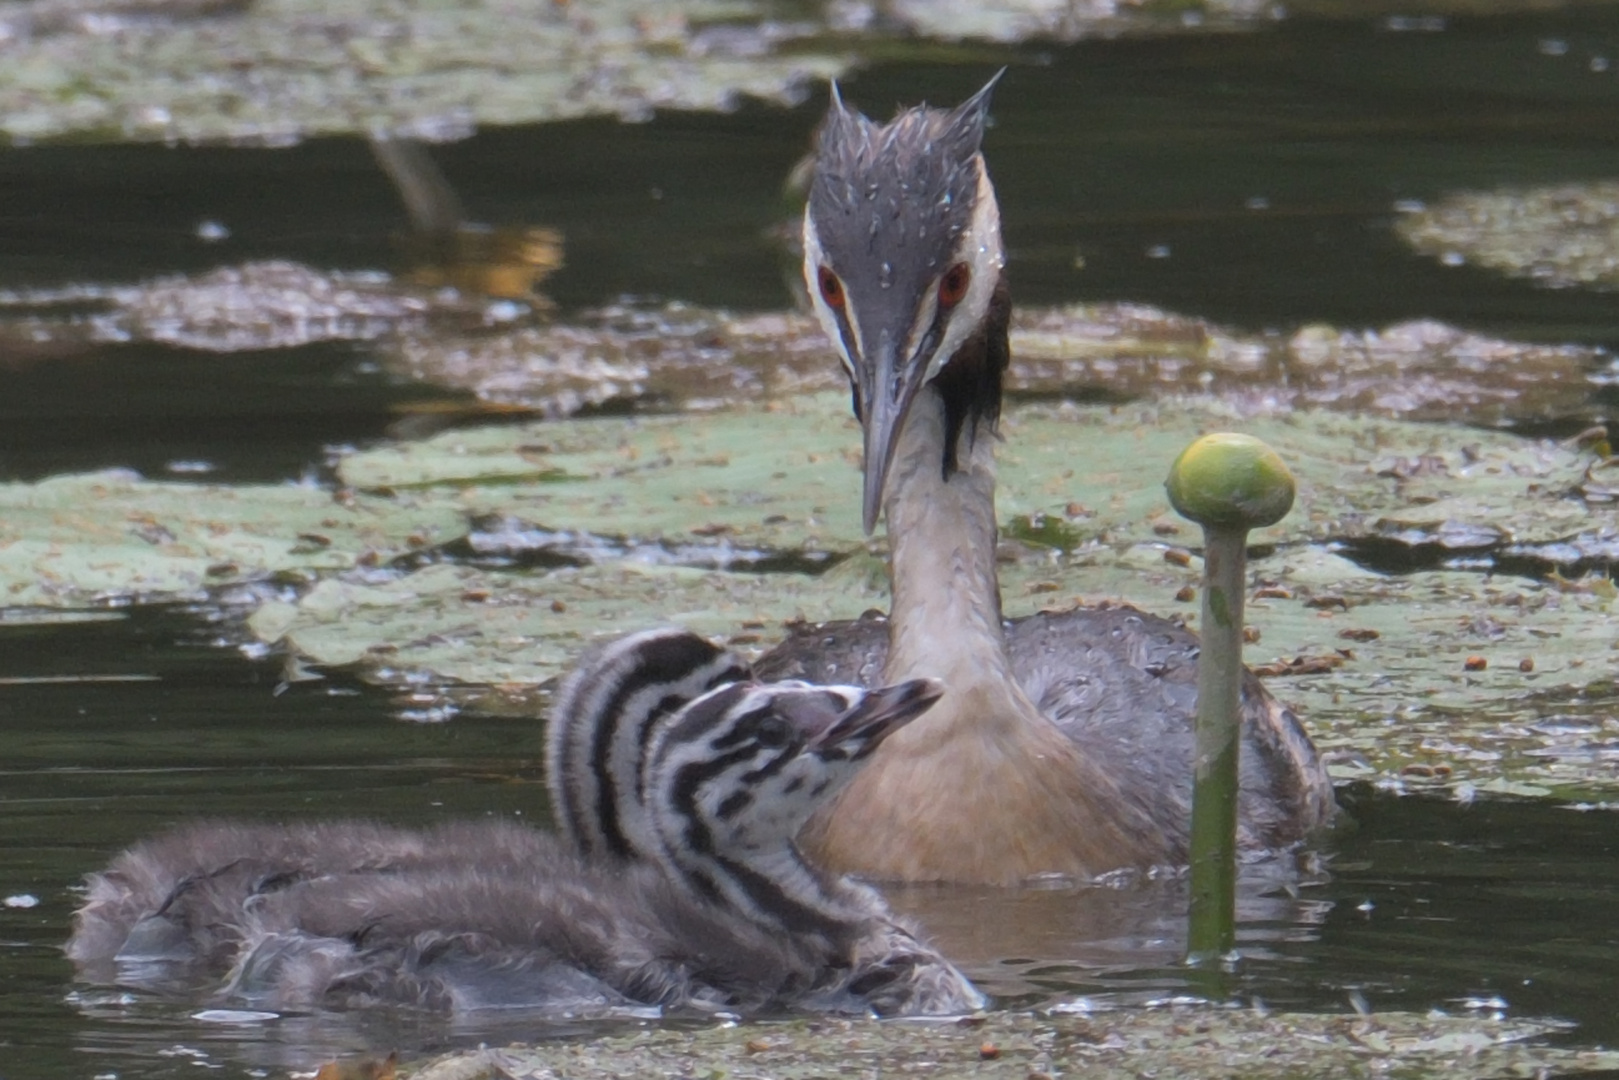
[[757, 77, 1334, 886]]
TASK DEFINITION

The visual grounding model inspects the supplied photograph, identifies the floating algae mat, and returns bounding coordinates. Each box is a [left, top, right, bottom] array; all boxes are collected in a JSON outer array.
[[1398, 181, 1619, 291], [224, 393, 1619, 798], [327, 393, 1605, 555], [5, 0, 1537, 147], [0, 0, 846, 145], [0, 470, 464, 607], [0, 391, 1611, 793], [405, 1007, 1619, 1080], [5, 267, 1604, 425]]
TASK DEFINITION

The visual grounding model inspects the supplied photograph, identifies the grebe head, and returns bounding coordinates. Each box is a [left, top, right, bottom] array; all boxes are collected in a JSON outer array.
[[802, 73, 1008, 533]]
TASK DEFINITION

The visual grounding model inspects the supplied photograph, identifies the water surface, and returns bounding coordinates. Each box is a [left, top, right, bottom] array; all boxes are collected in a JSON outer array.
[[6, 620, 1617, 1076], [3, 10, 1619, 1077]]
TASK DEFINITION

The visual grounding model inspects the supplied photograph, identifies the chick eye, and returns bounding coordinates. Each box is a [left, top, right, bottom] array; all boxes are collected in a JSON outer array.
[[754, 715, 793, 747], [817, 265, 846, 309], [938, 262, 971, 308]]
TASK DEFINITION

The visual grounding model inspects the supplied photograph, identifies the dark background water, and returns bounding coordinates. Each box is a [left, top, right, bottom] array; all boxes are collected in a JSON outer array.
[[3, 9, 1619, 1078]]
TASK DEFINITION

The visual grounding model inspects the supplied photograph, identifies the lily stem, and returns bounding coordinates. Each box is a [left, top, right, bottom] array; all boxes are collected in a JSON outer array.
[[1187, 523, 1247, 969]]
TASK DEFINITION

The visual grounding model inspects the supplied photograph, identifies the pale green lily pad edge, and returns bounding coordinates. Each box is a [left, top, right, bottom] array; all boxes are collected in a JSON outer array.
[[406, 1006, 1619, 1080]]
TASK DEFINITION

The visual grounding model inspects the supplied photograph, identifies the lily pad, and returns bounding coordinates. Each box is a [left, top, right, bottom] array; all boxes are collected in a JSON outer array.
[[336, 393, 868, 551], [102, 261, 448, 351], [0, 387, 1610, 791], [0, 0, 847, 145], [227, 396, 1619, 795], [388, 305, 836, 419], [405, 1006, 1619, 1080], [0, 260, 522, 355], [248, 534, 1619, 796], [833, 0, 1593, 44], [1397, 181, 1619, 290], [246, 557, 886, 688], [847, 0, 1276, 42], [0, 470, 465, 606], [999, 402, 1600, 550], [335, 394, 1604, 558]]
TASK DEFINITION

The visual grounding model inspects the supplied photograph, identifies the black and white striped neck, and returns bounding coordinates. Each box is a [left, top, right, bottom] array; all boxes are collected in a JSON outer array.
[[641, 679, 897, 945], [546, 630, 948, 947], [547, 628, 749, 861]]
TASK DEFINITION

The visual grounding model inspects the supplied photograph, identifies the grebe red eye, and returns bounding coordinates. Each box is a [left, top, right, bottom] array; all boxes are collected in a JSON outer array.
[[817, 266, 845, 309], [938, 263, 970, 307]]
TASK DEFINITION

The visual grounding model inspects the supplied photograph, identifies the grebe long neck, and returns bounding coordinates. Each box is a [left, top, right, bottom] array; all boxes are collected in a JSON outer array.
[[882, 386, 1006, 681], [804, 398, 1173, 882], [800, 388, 1169, 882]]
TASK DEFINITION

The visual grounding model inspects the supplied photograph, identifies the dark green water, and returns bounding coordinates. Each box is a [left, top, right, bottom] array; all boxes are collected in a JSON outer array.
[[3, 9, 1619, 1078], [4, 614, 1618, 1077]]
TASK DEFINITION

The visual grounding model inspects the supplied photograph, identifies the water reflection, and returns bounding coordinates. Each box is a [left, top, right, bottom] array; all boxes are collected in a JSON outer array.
[[370, 134, 565, 303], [887, 860, 1334, 1005]]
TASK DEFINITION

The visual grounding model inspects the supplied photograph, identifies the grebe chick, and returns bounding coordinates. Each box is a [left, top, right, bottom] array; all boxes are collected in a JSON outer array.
[[68, 632, 981, 1018], [757, 76, 1335, 886]]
